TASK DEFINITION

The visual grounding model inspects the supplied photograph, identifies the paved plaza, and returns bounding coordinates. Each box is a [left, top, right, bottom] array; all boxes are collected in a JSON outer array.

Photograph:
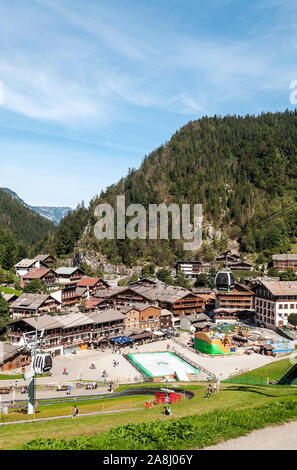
[[205, 421, 297, 450]]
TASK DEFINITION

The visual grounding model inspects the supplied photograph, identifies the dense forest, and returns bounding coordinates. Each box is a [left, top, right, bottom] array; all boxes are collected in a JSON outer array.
[[0, 189, 55, 270], [41, 111, 297, 266]]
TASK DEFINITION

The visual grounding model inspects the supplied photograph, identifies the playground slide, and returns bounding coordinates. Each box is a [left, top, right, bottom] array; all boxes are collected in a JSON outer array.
[[175, 369, 190, 381]]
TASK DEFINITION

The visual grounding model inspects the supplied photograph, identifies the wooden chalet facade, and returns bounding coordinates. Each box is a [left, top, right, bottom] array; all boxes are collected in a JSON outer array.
[[10, 293, 61, 318], [8, 310, 126, 351], [55, 267, 84, 283], [77, 277, 110, 296], [22, 268, 57, 290], [272, 254, 297, 272], [215, 283, 254, 310]]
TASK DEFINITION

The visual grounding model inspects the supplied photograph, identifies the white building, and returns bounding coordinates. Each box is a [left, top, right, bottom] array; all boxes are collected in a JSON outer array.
[[14, 258, 47, 277], [253, 280, 297, 329]]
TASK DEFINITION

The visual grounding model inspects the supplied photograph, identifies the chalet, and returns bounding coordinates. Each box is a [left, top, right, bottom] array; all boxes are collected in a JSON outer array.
[[14, 258, 47, 277], [122, 305, 141, 330], [129, 278, 159, 288], [8, 309, 126, 352], [137, 305, 161, 331], [121, 304, 162, 331], [160, 309, 173, 329], [180, 313, 211, 331], [98, 286, 154, 307], [10, 293, 61, 318], [176, 260, 213, 279], [272, 254, 297, 273], [216, 253, 241, 263], [77, 277, 110, 296], [55, 267, 84, 284], [61, 283, 83, 308], [85, 297, 109, 312], [22, 268, 57, 290], [216, 252, 253, 271], [191, 288, 216, 311], [94, 284, 205, 323], [159, 291, 205, 321], [33, 254, 55, 267], [0, 342, 30, 372], [252, 280, 297, 329], [213, 308, 255, 322], [215, 283, 254, 311], [2, 293, 19, 304]]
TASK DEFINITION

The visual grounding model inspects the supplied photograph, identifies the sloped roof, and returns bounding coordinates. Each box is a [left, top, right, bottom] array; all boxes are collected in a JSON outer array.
[[77, 277, 100, 287], [0, 342, 21, 365], [273, 254, 297, 261], [15, 258, 37, 268], [10, 293, 58, 310], [18, 314, 64, 330], [56, 267, 81, 275], [23, 268, 52, 280], [261, 280, 297, 296], [86, 309, 126, 324], [34, 254, 53, 262]]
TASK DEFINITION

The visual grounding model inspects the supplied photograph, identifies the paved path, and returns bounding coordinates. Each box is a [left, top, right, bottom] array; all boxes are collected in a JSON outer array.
[[205, 421, 297, 450], [170, 339, 275, 381], [0, 407, 144, 426], [0, 337, 278, 389]]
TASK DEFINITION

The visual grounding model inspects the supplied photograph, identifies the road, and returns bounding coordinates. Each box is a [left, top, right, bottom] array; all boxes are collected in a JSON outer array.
[[205, 421, 297, 450]]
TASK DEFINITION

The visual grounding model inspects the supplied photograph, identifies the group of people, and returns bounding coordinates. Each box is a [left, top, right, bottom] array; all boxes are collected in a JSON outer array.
[[112, 348, 122, 354], [63, 368, 70, 375], [205, 380, 220, 399], [113, 360, 120, 367], [86, 382, 97, 390]]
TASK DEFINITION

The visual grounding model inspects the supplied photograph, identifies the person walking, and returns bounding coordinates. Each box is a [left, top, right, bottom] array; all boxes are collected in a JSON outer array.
[[72, 405, 79, 419], [205, 384, 213, 399]]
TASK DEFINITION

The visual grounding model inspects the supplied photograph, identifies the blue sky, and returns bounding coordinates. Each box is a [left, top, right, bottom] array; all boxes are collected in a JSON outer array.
[[0, 0, 296, 207]]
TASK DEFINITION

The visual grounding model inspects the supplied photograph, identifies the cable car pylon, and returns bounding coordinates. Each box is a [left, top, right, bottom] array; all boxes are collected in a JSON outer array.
[[21, 325, 53, 415]]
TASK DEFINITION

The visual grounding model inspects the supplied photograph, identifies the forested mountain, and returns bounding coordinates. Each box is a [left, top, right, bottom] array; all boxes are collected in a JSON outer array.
[[0, 188, 71, 225], [0, 189, 56, 270], [48, 111, 297, 266]]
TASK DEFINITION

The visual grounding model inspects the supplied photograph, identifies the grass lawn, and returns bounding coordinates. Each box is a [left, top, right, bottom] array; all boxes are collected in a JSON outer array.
[[224, 356, 296, 385], [1, 381, 297, 450], [0, 286, 21, 296], [0, 373, 48, 381]]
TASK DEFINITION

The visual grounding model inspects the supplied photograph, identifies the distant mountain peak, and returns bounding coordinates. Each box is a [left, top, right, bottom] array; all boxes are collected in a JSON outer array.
[[0, 188, 72, 225]]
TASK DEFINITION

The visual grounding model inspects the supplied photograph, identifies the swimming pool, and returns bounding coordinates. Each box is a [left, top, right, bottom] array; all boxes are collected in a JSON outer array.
[[127, 351, 200, 379]]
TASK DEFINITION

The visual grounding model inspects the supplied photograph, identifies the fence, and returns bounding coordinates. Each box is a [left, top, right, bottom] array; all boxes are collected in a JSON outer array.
[[171, 340, 217, 379], [224, 374, 297, 386], [224, 375, 271, 386]]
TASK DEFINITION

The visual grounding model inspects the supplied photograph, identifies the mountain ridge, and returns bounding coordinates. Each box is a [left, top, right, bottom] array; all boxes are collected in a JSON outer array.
[[38, 111, 297, 267], [0, 188, 72, 225]]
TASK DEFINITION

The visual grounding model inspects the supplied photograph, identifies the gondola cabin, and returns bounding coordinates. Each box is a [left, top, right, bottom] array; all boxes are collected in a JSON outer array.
[[33, 353, 53, 375], [215, 270, 235, 292]]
